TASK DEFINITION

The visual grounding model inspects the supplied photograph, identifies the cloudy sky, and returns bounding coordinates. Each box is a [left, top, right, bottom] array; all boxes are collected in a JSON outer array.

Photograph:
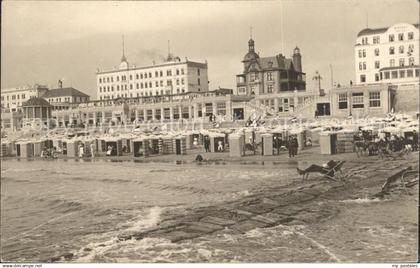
[[1, 0, 418, 99]]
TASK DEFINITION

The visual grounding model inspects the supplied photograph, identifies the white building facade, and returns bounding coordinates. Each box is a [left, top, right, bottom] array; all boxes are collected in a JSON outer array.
[[96, 54, 209, 101], [1, 84, 49, 112], [355, 23, 419, 85]]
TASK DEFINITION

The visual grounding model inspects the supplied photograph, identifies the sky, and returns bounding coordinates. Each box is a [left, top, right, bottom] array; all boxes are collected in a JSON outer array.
[[1, 0, 419, 99]]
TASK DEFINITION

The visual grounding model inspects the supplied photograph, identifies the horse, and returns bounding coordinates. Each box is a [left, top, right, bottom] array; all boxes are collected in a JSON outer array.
[[353, 140, 369, 158], [244, 141, 262, 155]]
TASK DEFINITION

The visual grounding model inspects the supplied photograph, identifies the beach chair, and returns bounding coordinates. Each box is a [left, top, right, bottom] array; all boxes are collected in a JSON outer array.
[[297, 160, 345, 181]]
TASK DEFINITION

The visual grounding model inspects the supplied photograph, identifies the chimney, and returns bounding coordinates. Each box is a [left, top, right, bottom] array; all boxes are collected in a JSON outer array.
[[58, 80, 63, 89]]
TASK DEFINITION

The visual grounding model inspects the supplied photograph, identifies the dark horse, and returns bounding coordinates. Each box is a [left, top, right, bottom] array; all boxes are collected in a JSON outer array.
[[244, 141, 262, 155]]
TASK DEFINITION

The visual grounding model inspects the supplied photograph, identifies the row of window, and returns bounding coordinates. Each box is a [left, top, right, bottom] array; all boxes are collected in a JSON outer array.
[[361, 32, 415, 45], [99, 78, 190, 93], [358, 57, 416, 71], [98, 68, 200, 84], [389, 44, 414, 55], [338, 92, 381, 109], [382, 68, 420, 80], [1, 94, 26, 101], [360, 68, 419, 83], [98, 87, 195, 100], [360, 44, 415, 58]]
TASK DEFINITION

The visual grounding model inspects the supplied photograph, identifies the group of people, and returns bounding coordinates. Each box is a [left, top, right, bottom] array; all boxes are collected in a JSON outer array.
[[353, 129, 418, 157], [272, 135, 299, 158]]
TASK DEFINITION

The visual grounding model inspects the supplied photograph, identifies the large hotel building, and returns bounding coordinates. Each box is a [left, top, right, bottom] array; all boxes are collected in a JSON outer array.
[[96, 52, 209, 100], [355, 22, 419, 85]]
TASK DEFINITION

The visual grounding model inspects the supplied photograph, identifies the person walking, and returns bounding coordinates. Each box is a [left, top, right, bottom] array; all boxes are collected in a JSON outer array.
[[79, 144, 84, 158], [217, 140, 224, 152]]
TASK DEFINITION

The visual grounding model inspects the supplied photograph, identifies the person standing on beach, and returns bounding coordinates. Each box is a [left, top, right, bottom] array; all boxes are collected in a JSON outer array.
[[287, 137, 294, 158], [293, 136, 299, 156], [90, 143, 95, 158], [204, 136, 210, 152]]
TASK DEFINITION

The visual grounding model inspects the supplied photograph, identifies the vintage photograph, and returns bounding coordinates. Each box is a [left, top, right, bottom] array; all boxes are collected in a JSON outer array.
[[1, 0, 419, 264]]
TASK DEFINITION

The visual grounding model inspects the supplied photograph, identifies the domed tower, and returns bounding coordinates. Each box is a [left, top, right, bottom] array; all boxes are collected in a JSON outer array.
[[243, 38, 259, 70], [292, 46, 302, 72]]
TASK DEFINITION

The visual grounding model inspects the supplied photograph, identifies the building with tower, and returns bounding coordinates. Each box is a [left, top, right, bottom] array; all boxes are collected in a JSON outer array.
[[96, 39, 209, 101], [235, 37, 307, 114]]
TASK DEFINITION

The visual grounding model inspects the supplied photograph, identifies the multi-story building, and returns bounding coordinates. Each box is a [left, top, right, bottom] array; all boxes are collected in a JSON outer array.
[[96, 52, 209, 101], [1, 84, 49, 112], [235, 38, 307, 115], [43, 80, 90, 111], [355, 22, 419, 85]]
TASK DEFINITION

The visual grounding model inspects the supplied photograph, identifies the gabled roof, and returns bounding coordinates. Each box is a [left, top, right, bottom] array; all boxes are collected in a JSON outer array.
[[43, 87, 90, 98], [246, 55, 295, 72], [22, 97, 52, 107]]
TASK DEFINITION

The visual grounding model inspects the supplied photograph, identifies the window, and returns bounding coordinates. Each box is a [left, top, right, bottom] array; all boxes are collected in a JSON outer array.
[[389, 34, 394, 42], [338, 93, 348, 109], [160, 81, 164, 86], [360, 74, 366, 83], [389, 47, 395, 55], [149, 82, 152, 88], [155, 81, 159, 87], [352, 92, 364, 108], [149, 72, 152, 78], [399, 45, 404, 54], [117, 76, 120, 82], [107, 77, 110, 82], [136, 74, 139, 79], [359, 62, 363, 70], [398, 33, 404, 41], [373, 36, 380, 44], [362, 50, 366, 57], [267, 85, 273, 93], [408, 45, 414, 55], [399, 58, 405, 67], [197, 69, 200, 75], [160, 71, 163, 77], [390, 59, 395, 67], [375, 73, 380, 81], [140, 83, 143, 89], [129, 84, 133, 90], [117, 85, 120, 90], [22, 94, 25, 99], [408, 32, 414, 40], [267, 72, 273, 81], [407, 70, 413, 77], [391, 71, 398, 79], [176, 69, 179, 75], [136, 83, 139, 89], [416, 69, 420, 77], [145, 83, 148, 88], [250, 73, 257, 82], [399, 70, 405, 78], [181, 78, 184, 85], [362, 37, 368, 45], [144, 73, 147, 79], [167, 70, 172, 76], [363, 62, 366, 70], [181, 69, 184, 75], [374, 48, 380, 56], [176, 79, 179, 85], [375, 61, 380, 69], [408, 57, 415, 66], [167, 80, 172, 86], [198, 78, 201, 85], [358, 50, 362, 58], [140, 74, 143, 79], [99, 78, 102, 83], [155, 71, 158, 77], [111, 77, 114, 82], [111, 86, 114, 91], [369, 91, 381, 107]]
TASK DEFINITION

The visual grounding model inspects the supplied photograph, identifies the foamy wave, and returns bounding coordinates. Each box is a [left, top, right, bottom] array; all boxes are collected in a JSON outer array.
[[340, 198, 385, 204], [124, 206, 163, 232]]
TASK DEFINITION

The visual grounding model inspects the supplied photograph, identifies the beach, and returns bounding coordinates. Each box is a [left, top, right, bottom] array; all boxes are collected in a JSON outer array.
[[1, 147, 417, 263]]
